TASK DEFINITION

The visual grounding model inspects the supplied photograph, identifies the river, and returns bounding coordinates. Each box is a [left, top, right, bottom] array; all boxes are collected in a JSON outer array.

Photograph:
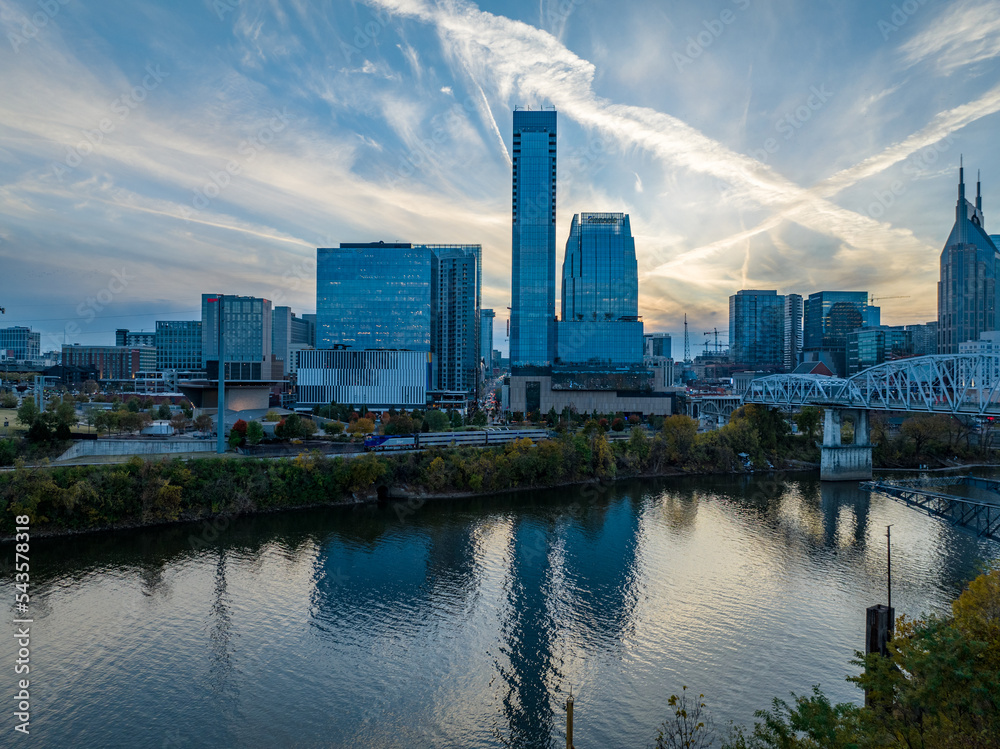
[[1, 472, 996, 748]]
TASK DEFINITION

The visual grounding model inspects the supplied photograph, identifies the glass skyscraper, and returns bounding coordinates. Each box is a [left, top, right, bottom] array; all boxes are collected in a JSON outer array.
[[556, 212, 643, 366], [201, 294, 273, 380], [315, 242, 481, 395], [510, 108, 557, 373], [155, 320, 202, 371], [729, 290, 785, 369], [938, 165, 1000, 353], [803, 291, 878, 349]]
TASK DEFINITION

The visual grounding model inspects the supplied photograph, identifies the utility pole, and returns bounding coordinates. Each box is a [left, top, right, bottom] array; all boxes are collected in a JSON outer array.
[[209, 296, 227, 455], [565, 688, 574, 749]]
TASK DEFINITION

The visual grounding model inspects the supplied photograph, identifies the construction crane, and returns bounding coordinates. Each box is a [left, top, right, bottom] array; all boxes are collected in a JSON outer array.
[[869, 295, 910, 305], [702, 328, 727, 355]]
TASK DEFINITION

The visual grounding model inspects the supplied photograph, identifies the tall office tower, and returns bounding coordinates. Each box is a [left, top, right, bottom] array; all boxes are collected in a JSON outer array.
[[510, 108, 557, 373], [0, 326, 41, 361], [155, 320, 202, 371], [905, 321, 938, 356], [480, 309, 495, 366], [729, 290, 785, 369], [556, 212, 643, 365], [314, 242, 481, 397], [201, 294, 274, 380], [803, 291, 877, 375], [317, 243, 433, 352], [938, 165, 1000, 353], [431, 245, 482, 394], [783, 293, 803, 371]]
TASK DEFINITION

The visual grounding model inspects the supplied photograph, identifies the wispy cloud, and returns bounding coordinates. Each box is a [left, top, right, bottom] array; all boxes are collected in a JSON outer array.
[[901, 0, 1000, 73]]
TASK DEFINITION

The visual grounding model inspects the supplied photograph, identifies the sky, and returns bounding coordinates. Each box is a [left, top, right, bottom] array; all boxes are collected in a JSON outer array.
[[2, 0, 1000, 360]]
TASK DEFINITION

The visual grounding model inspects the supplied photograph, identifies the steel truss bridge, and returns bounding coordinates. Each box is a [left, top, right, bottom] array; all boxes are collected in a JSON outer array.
[[862, 476, 1000, 543], [744, 354, 1000, 416]]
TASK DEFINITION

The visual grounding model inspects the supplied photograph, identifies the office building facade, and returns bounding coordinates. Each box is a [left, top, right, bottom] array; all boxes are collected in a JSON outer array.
[[783, 293, 803, 370], [0, 326, 40, 361], [846, 326, 913, 375], [480, 309, 495, 367], [729, 290, 785, 369], [62, 345, 156, 381], [938, 165, 1000, 353], [297, 349, 429, 408], [905, 321, 938, 357], [510, 108, 557, 373], [644, 333, 672, 358], [201, 294, 275, 381], [317, 243, 433, 352], [155, 320, 202, 371], [115, 329, 156, 347], [557, 212, 643, 366], [314, 242, 481, 398]]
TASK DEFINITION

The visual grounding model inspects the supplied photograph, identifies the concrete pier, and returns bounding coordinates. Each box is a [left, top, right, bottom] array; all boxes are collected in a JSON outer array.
[[820, 408, 872, 481]]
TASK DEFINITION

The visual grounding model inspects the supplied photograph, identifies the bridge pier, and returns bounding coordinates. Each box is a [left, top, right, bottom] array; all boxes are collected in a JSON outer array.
[[820, 408, 872, 481]]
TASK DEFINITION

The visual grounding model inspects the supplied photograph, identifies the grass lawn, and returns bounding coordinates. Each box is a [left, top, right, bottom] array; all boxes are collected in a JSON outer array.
[[0, 408, 23, 437]]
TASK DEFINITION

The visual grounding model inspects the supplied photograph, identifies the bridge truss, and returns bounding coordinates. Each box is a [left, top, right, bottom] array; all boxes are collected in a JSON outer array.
[[745, 354, 1000, 416], [862, 476, 1000, 543]]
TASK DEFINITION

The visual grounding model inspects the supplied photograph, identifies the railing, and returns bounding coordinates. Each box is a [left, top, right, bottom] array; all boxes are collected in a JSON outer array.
[[862, 477, 1000, 542]]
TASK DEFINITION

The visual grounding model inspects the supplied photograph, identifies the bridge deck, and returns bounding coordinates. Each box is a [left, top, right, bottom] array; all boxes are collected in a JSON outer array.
[[862, 476, 1000, 543]]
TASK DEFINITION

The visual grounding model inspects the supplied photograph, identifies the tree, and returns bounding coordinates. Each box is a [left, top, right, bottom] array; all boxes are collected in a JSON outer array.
[[0, 391, 17, 408], [26, 419, 52, 443], [275, 413, 314, 440], [448, 409, 463, 429], [900, 414, 950, 457], [194, 413, 214, 433], [662, 415, 698, 464], [323, 421, 344, 436], [346, 417, 375, 436], [16, 398, 38, 427], [653, 687, 714, 749], [423, 410, 449, 432], [611, 417, 625, 432], [471, 410, 487, 427], [157, 402, 172, 420], [82, 379, 98, 395], [170, 412, 189, 434], [245, 420, 265, 446], [794, 406, 822, 442], [126, 397, 141, 413], [232, 419, 248, 441]]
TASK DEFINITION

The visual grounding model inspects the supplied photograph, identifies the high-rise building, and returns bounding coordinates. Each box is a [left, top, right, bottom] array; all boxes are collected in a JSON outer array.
[[0, 326, 40, 361], [510, 108, 557, 373], [431, 245, 482, 394], [729, 290, 785, 369], [846, 326, 912, 375], [938, 165, 1000, 353], [274, 306, 318, 369], [317, 243, 433, 352], [905, 321, 938, 357], [804, 292, 878, 348], [201, 294, 274, 381], [311, 242, 481, 402], [155, 320, 202, 371], [480, 309, 495, 367], [783, 294, 803, 370], [556, 212, 643, 366], [644, 333, 672, 358], [115, 329, 156, 347]]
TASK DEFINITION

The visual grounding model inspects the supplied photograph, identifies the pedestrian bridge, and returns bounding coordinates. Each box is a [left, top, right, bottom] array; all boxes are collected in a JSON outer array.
[[744, 354, 1000, 416], [742, 355, 1000, 481]]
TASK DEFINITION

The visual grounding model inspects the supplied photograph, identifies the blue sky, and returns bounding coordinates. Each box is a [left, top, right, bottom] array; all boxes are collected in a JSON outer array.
[[2, 0, 999, 358]]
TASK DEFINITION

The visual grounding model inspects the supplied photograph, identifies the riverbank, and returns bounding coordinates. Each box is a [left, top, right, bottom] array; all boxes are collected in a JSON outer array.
[[0, 426, 821, 539]]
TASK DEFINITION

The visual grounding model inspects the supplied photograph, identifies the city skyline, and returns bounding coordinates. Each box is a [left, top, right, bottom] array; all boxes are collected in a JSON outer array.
[[3, 0, 1000, 358]]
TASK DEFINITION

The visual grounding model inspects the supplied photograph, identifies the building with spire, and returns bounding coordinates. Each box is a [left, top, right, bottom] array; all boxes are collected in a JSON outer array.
[[938, 161, 1000, 354]]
